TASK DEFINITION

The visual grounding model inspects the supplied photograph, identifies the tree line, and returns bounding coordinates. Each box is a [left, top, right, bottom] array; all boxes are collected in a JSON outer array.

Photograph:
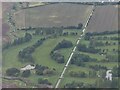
[[18, 37, 46, 63], [3, 33, 32, 50], [34, 27, 63, 36], [77, 43, 100, 54], [85, 31, 119, 36], [64, 81, 95, 88], [6, 64, 55, 77], [35, 64, 55, 76], [71, 53, 97, 66], [50, 40, 73, 63]]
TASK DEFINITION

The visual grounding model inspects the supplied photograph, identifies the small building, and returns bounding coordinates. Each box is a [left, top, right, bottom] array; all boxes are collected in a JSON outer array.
[[105, 70, 112, 81], [20, 64, 35, 71]]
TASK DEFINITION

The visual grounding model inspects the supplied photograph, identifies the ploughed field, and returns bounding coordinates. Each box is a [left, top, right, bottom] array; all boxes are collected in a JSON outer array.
[[87, 5, 118, 32], [13, 3, 93, 28]]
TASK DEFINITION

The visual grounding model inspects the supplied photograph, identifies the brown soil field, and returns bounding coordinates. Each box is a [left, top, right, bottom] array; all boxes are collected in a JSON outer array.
[[87, 5, 118, 32], [14, 3, 93, 28], [2, 2, 14, 44], [2, 23, 10, 36]]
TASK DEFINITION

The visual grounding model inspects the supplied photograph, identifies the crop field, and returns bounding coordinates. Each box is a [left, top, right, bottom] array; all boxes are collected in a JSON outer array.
[[87, 5, 118, 32], [14, 3, 93, 28]]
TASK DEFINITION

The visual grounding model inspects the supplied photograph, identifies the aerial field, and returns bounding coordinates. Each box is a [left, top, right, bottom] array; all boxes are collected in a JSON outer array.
[[13, 3, 93, 28], [2, 2, 119, 88], [60, 33, 118, 88], [87, 5, 118, 32]]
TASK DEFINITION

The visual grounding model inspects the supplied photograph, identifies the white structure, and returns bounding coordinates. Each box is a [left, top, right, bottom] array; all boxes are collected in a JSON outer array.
[[20, 64, 35, 71], [105, 70, 112, 81], [97, 71, 101, 78], [101, 0, 104, 3]]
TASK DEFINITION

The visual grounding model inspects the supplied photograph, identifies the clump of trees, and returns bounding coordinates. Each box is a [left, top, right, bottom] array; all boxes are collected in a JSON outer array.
[[84, 31, 119, 41], [63, 23, 83, 29], [89, 65, 107, 71], [38, 78, 52, 85], [62, 32, 78, 36], [50, 40, 73, 63], [69, 71, 87, 78], [112, 66, 120, 77], [6, 68, 20, 77], [3, 33, 32, 50], [34, 27, 63, 36], [85, 31, 118, 36], [105, 54, 118, 62], [18, 46, 35, 62], [6, 67, 32, 78], [77, 43, 100, 54], [95, 78, 118, 88], [50, 50, 65, 63], [88, 70, 97, 78], [21, 70, 31, 77], [35, 64, 55, 76], [13, 33, 32, 45], [18, 38, 46, 63], [64, 81, 95, 88], [53, 39, 73, 51], [95, 36, 119, 41], [71, 53, 97, 66]]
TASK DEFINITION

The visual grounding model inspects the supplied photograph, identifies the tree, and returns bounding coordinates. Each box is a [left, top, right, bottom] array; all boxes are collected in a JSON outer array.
[[22, 70, 31, 77], [24, 33, 32, 41], [38, 78, 51, 85], [50, 50, 65, 63], [112, 66, 118, 77], [77, 23, 83, 29], [77, 43, 100, 54], [71, 53, 97, 66], [43, 69, 54, 75], [69, 71, 87, 78], [54, 39, 73, 51], [6, 68, 20, 77], [89, 70, 97, 78]]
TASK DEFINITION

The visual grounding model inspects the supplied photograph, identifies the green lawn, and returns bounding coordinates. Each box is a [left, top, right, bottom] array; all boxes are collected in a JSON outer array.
[[32, 35, 81, 85], [60, 77, 97, 87], [3, 30, 82, 86], [60, 33, 118, 88], [79, 52, 106, 61], [2, 35, 43, 72], [85, 62, 118, 69]]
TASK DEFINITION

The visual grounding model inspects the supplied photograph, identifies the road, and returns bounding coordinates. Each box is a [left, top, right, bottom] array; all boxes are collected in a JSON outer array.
[[55, 5, 95, 88]]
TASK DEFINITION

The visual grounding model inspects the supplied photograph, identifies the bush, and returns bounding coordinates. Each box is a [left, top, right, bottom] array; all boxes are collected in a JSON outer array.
[[64, 81, 95, 88], [50, 50, 65, 63], [6, 68, 20, 77], [77, 43, 100, 54], [22, 70, 31, 77], [38, 78, 52, 85], [69, 71, 87, 78], [71, 53, 97, 66], [54, 39, 73, 51]]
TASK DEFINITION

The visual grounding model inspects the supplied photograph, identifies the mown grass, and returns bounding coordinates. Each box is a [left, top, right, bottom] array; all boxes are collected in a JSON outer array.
[[60, 33, 118, 87], [32, 35, 81, 85], [2, 35, 43, 72], [3, 30, 82, 86]]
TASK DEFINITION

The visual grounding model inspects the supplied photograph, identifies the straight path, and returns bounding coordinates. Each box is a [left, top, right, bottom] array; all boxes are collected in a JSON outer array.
[[55, 5, 95, 88]]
